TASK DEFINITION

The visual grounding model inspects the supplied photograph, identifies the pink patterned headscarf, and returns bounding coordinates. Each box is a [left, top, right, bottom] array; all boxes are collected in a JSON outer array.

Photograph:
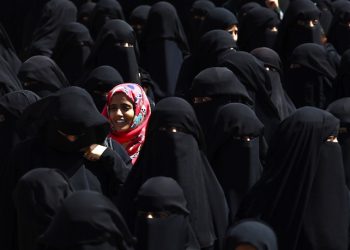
[[102, 83, 151, 164]]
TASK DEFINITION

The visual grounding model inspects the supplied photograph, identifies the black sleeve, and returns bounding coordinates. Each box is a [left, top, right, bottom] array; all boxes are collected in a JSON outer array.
[[86, 147, 131, 203]]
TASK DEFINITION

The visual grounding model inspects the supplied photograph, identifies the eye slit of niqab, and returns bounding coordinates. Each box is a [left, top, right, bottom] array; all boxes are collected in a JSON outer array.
[[326, 135, 338, 143], [193, 96, 213, 104], [138, 211, 172, 219], [115, 42, 134, 48], [158, 126, 188, 134]]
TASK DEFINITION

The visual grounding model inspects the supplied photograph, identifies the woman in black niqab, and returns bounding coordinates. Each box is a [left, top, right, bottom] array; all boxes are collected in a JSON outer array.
[[141, 1, 189, 98], [119, 97, 229, 249], [189, 67, 253, 141], [285, 43, 336, 109], [237, 7, 280, 52], [274, 0, 322, 64], [134, 177, 200, 250], [208, 103, 263, 223], [327, 0, 350, 55], [238, 107, 349, 250], [13, 168, 73, 250], [327, 97, 350, 189], [176, 29, 237, 99], [224, 219, 278, 250], [39, 191, 136, 250], [88, 0, 125, 39], [188, 0, 216, 50], [26, 0, 77, 58], [77, 1, 96, 28], [18, 55, 70, 97], [129, 5, 151, 43], [82, 65, 124, 112], [85, 19, 140, 83], [52, 22, 93, 84]]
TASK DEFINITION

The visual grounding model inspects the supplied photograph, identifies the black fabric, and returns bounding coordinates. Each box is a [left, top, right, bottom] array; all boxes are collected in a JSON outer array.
[[119, 97, 228, 249], [328, 0, 350, 55], [208, 103, 263, 223], [0, 56, 23, 97], [176, 29, 237, 99], [335, 49, 350, 99], [327, 97, 350, 189], [238, 107, 349, 250], [237, 7, 280, 52], [18, 55, 70, 97], [274, 0, 322, 64], [129, 5, 151, 41], [188, 0, 216, 50], [134, 177, 200, 250], [85, 19, 140, 83], [189, 67, 253, 140], [88, 0, 125, 40], [218, 50, 281, 142], [52, 22, 93, 84], [313, 0, 333, 35], [251, 47, 296, 119], [224, 219, 278, 250], [27, 0, 77, 58], [77, 1, 96, 28], [0, 90, 40, 170], [0, 23, 22, 73], [141, 1, 189, 98], [39, 191, 136, 250], [200, 7, 238, 38], [13, 168, 73, 250], [82, 65, 124, 111], [285, 43, 336, 109]]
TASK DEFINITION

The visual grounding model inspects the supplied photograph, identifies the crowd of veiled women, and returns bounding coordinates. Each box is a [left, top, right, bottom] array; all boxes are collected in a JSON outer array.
[[2, 0, 350, 249]]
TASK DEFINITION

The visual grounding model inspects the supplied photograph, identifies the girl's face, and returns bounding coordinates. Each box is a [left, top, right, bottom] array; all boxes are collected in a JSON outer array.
[[108, 92, 135, 132]]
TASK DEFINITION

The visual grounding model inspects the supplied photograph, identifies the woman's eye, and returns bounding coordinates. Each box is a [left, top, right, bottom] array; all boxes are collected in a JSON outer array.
[[326, 136, 338, 143]]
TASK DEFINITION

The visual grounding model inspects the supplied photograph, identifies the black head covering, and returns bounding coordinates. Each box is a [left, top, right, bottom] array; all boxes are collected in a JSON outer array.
[[275, 0, 322, 63], [189, 67, 253, 140], [251, 47, 296, 119], [238, 7, 280, 52], [285, 43, 336, 109], [134, 177, 200, 250], [0, 23, 22, 74], [313, 0, 333, 35], [27, 0, 77, 58], [176, 29, 237, 98], [39, 191, 136, 250], [83, 65, 124, 111], [13, 168, 73, 250], [18, 55, 70, 97], [208, 103, 263, 222], [141, 1, 189, 98], [0, 90, 40, 169], [237, 2, 261, 22], [77, 1, 96, 28], [89, 0, 125, 39], [238, 106, 349, 250], [200, 7, 238, 38], [119, 97, 229, 249], [328, 0, 350, 55], [224, 219, 278, 250], [129, 5, 151, 39], [218, 50, 281, 141], [0, 55, 23, 96], [327, 97, 350, 188], [18, 86, 110, 152], [335, 49, 350, 99], [52, 22, 93, 84], [188, 0, 216, 49], [85, 19, 140, 83]]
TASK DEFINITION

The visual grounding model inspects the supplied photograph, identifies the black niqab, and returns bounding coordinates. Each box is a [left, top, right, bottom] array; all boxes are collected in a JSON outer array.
[[224, 219, 278, 250], [208, 103, 263, 222], [52, 22, 93, 84], [18, 55, 69, 97], [119, 97, 228, 249], [13, 168, 73, 250], [85, 19, 140, 83], [285, 43, 336, 109], [27, 0, 77, 58], [77, 1, 96, 28], [238, 107, 349, 250], [134, 177, 200, 250], [39, 191, 136, 250]]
